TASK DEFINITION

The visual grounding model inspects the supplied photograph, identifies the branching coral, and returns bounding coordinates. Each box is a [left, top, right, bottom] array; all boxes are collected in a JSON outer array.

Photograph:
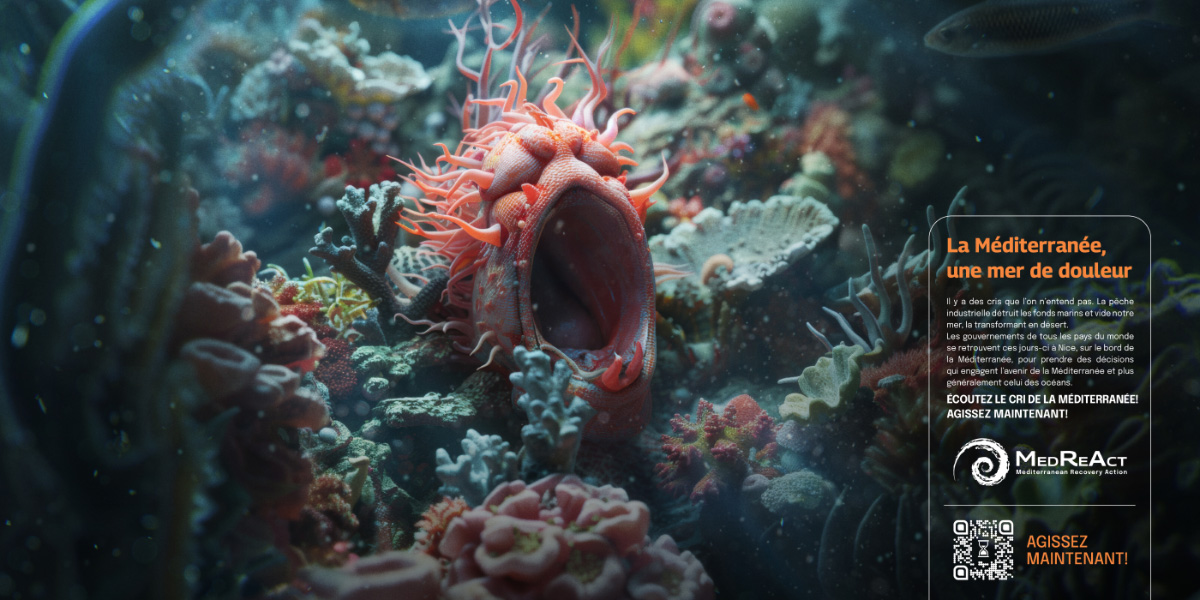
[[311, 182, 448, 344], [810, 224, 915, 358], [656, 394, 780, 502], [511, 346, 597, 478], [434, 429, 520, 507], [808, 188, 968, 359]]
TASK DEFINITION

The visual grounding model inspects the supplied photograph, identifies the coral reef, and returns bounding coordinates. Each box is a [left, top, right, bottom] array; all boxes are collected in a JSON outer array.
[[656, 394, 781, 502], [8, 0, 1193, 596], [511, 346, 597, 477]]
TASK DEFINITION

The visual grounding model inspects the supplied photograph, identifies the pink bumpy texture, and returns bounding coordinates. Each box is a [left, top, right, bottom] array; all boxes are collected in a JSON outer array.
[[435, 474, 713, 599], [398, 0, 668, 439]]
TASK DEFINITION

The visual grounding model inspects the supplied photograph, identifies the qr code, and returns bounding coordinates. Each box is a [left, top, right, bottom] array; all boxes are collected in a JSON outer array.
[[952, 520, 1014, 581]]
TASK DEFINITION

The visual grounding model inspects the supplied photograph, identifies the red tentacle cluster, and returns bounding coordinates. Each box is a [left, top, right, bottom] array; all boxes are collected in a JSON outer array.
[[394, 0, 669, 438]]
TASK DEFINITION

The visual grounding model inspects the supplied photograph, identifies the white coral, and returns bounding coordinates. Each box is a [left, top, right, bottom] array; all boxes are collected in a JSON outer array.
[[650, 195, 839, 294], [288, 19, 431, 105]]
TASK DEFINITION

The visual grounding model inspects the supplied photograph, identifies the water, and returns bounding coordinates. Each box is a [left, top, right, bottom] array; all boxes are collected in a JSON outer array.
[[0, 0, 1196, 597]]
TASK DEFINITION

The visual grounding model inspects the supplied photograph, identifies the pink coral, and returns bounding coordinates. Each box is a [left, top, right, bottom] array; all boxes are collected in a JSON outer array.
[[190, 229, 261, 287], [300, 551, 442, 600], [433, 474, 712, 599], [177, 232, 330, 522], [655, 394, 780, 503]]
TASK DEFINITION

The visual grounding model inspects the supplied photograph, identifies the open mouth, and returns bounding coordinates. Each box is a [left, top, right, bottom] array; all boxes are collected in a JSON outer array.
[[529, 187, 648, 392]]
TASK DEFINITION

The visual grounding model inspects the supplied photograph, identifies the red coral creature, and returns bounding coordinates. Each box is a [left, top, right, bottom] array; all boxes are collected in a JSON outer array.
[[656, 394, 780, 502], [799, 102, 873, 201], [397, 0, 668, 439]]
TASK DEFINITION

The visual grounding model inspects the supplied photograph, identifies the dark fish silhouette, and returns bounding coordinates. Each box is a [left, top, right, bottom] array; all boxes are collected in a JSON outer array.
[[925, 0, 1163, 57]]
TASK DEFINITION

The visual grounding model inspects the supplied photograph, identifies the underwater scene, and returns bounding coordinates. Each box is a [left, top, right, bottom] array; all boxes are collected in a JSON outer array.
[[1, 0, 1197, 597]]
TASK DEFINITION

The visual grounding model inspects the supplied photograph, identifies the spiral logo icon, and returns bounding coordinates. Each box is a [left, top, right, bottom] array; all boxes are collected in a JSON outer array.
[[953, 438, 1010, 486]]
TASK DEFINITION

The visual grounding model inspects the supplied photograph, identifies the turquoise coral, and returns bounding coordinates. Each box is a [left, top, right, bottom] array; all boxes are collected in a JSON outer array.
[[434, 429, 520, 506], [511, 346, 597, 478]]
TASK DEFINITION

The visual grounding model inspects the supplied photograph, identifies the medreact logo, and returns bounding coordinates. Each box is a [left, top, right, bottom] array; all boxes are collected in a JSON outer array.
[[953, 438, 1010, 486]]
